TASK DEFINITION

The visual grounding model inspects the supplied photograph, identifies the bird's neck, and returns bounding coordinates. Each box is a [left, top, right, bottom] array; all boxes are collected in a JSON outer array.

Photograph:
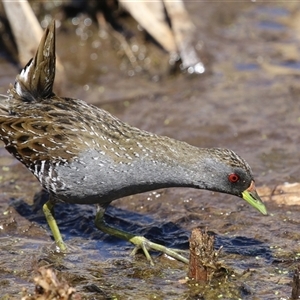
[[131, 137, 211, 189], [99, 135, 215, 195]]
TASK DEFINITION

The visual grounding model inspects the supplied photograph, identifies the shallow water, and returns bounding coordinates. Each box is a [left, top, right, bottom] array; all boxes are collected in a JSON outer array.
[[1, 2, 300, 299]]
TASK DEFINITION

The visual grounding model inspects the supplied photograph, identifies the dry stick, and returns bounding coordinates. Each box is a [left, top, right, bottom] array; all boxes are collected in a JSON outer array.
[[188, 228, 222, 283], [2, 0, 43, 66], [119, 0, 177, 54]]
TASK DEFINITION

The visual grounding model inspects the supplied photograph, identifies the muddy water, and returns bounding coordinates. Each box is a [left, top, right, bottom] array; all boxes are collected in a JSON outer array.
[[1, 2, 300, 299]]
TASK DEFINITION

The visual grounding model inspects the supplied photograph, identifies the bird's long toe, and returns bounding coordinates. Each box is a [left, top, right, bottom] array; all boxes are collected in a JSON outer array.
[[129, 235, 189, 265]]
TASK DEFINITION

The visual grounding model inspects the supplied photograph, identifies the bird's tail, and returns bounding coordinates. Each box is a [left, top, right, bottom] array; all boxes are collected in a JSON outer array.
[[10, 20, 56, 102]]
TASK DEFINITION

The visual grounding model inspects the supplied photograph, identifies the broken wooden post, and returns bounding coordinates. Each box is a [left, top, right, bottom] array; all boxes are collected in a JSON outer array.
[[188, 228, 222, 283]]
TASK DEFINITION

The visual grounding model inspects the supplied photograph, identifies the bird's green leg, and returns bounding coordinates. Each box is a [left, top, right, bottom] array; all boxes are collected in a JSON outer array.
[[42, 198, 66, 251], [95, 205, 189, 265]]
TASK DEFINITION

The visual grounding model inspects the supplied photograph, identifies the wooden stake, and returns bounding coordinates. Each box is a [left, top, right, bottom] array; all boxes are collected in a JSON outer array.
[[188, 228, 222, 283]]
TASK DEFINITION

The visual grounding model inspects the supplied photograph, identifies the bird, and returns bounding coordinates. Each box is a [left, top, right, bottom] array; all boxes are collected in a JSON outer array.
[[0, 21, 267, 265]]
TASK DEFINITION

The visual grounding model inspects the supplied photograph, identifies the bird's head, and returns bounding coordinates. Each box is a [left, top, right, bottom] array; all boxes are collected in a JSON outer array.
[[197, 148, 267, 215]]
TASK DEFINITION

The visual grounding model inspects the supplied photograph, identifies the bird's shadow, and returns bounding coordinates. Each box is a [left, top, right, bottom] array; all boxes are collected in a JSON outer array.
[[9, 190, 272, 261]]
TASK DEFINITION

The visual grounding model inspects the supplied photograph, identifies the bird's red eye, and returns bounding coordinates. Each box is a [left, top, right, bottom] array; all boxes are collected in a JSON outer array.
[[228, 173, 240, 183]]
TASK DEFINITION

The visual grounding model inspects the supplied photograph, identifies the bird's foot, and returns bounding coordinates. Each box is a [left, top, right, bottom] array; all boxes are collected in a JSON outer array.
[[129, 235, 189, 266], [95, 205, 189, 265]]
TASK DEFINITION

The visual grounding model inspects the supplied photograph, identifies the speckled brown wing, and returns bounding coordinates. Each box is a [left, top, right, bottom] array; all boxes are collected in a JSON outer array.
[[1, 116, 70, 164], [0, 96, 110, 163]]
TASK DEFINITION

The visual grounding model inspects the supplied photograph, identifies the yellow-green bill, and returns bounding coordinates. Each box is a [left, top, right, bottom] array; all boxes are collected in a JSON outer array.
[[242, 181, 267, 215]]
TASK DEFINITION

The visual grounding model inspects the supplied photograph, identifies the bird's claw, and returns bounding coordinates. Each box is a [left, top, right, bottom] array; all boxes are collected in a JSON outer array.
[[129, 235, 189, 265]]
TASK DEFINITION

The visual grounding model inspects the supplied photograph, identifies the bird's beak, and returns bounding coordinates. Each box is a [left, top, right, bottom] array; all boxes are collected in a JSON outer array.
[[242, 181, 267, 215]]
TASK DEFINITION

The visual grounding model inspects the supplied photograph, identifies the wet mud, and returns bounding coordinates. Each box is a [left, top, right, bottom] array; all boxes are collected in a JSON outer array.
[[1, 2, 300, 299]]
